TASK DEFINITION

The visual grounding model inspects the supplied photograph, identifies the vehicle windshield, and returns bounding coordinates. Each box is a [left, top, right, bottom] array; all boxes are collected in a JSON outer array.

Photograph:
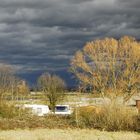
[[55, 106, 68, 112]]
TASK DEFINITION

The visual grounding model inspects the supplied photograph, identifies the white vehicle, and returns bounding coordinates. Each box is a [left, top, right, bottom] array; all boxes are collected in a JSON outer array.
[[24, 104, 50, 116], [54, 105, 73, 115]]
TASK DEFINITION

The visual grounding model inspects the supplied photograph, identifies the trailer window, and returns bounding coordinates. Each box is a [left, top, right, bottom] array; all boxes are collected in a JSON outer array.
[[55, 106, 68, 112]]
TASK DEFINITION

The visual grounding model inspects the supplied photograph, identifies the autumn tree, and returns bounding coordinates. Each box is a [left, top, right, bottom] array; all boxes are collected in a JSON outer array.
[[71, 36, 140, 102], [38, 72, 66, 112]]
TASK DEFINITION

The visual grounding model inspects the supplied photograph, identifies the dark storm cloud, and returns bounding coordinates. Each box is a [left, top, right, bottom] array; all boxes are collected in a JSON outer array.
[[117, 0, 140, 8], [0, 0, 139, 75]]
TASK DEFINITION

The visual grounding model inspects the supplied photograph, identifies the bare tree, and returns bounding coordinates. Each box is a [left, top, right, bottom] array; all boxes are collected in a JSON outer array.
[[0, 65, 14, 102], [38, 72, 66, 112], [0, 64, 29, 102], [71, 36, 140, 102], [17, 80, 30, 100]]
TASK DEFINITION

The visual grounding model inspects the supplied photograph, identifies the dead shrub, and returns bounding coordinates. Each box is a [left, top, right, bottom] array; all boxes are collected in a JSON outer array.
[[0, 115, 74, 130], [73, 104, 138, 131], [0, 102, 18, 118], [0, 102, 139, 131]]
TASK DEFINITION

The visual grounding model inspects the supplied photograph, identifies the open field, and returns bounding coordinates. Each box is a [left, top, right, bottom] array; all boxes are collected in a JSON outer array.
[[0, 129, 140, 140], [6, 92, 105, 107]]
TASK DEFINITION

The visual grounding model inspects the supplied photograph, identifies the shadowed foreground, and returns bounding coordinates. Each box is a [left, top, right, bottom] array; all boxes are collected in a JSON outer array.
[[0, 129, 140, 140]]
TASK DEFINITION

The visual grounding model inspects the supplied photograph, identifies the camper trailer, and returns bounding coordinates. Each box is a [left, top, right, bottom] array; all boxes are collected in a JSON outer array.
[[22, 104, 72, 116], [24, 104, 50, 116], [54, 105, 72, 115]]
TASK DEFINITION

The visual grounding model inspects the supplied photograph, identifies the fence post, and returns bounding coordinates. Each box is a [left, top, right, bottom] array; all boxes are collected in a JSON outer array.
[[136, 100, 140, 113]]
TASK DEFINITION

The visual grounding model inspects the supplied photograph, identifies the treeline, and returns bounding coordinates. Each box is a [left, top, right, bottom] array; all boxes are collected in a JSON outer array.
[[0, 66, 66, 114], [0, 65, 29, 102], [1, 36, 140, 104]]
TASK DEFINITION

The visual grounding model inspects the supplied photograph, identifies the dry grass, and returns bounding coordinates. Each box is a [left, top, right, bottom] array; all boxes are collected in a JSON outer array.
[[74, 103, 139, 131], [0, 129, 140, 140], [0, 102, 139, 131]]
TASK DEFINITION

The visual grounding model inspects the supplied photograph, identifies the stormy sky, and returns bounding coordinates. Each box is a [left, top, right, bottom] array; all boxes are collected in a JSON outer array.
[[0, 0, 140, 86]]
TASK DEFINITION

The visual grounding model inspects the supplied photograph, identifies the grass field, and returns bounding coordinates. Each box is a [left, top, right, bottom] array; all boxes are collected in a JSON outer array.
[[0, 129, 140, 140]]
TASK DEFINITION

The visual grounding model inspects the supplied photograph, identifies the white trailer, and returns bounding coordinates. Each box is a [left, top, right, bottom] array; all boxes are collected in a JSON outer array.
[[22, 104, 72, 116], [24, 104, 50, 116], [54, 105, 73, 115]]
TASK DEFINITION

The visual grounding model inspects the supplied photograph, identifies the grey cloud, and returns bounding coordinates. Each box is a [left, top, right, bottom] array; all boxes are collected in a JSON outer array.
[[117, 0, 140, 8], [0, 0, 139, 76]]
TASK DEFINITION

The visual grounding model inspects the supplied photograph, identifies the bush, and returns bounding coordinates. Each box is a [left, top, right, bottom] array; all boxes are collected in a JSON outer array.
[[0, 102, 29, 119], [135, 114, 140, 132], [0, 102, 74, 130], [0, 102, 139, 131], [72, 104, 138, 131], [0, 115, 74, 130], [0, 102, 18, 118], [100, 104, 137, 131]]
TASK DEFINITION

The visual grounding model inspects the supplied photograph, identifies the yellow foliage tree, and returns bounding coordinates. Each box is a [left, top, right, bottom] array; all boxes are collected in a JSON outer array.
[[71, 36, 140, 102]]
